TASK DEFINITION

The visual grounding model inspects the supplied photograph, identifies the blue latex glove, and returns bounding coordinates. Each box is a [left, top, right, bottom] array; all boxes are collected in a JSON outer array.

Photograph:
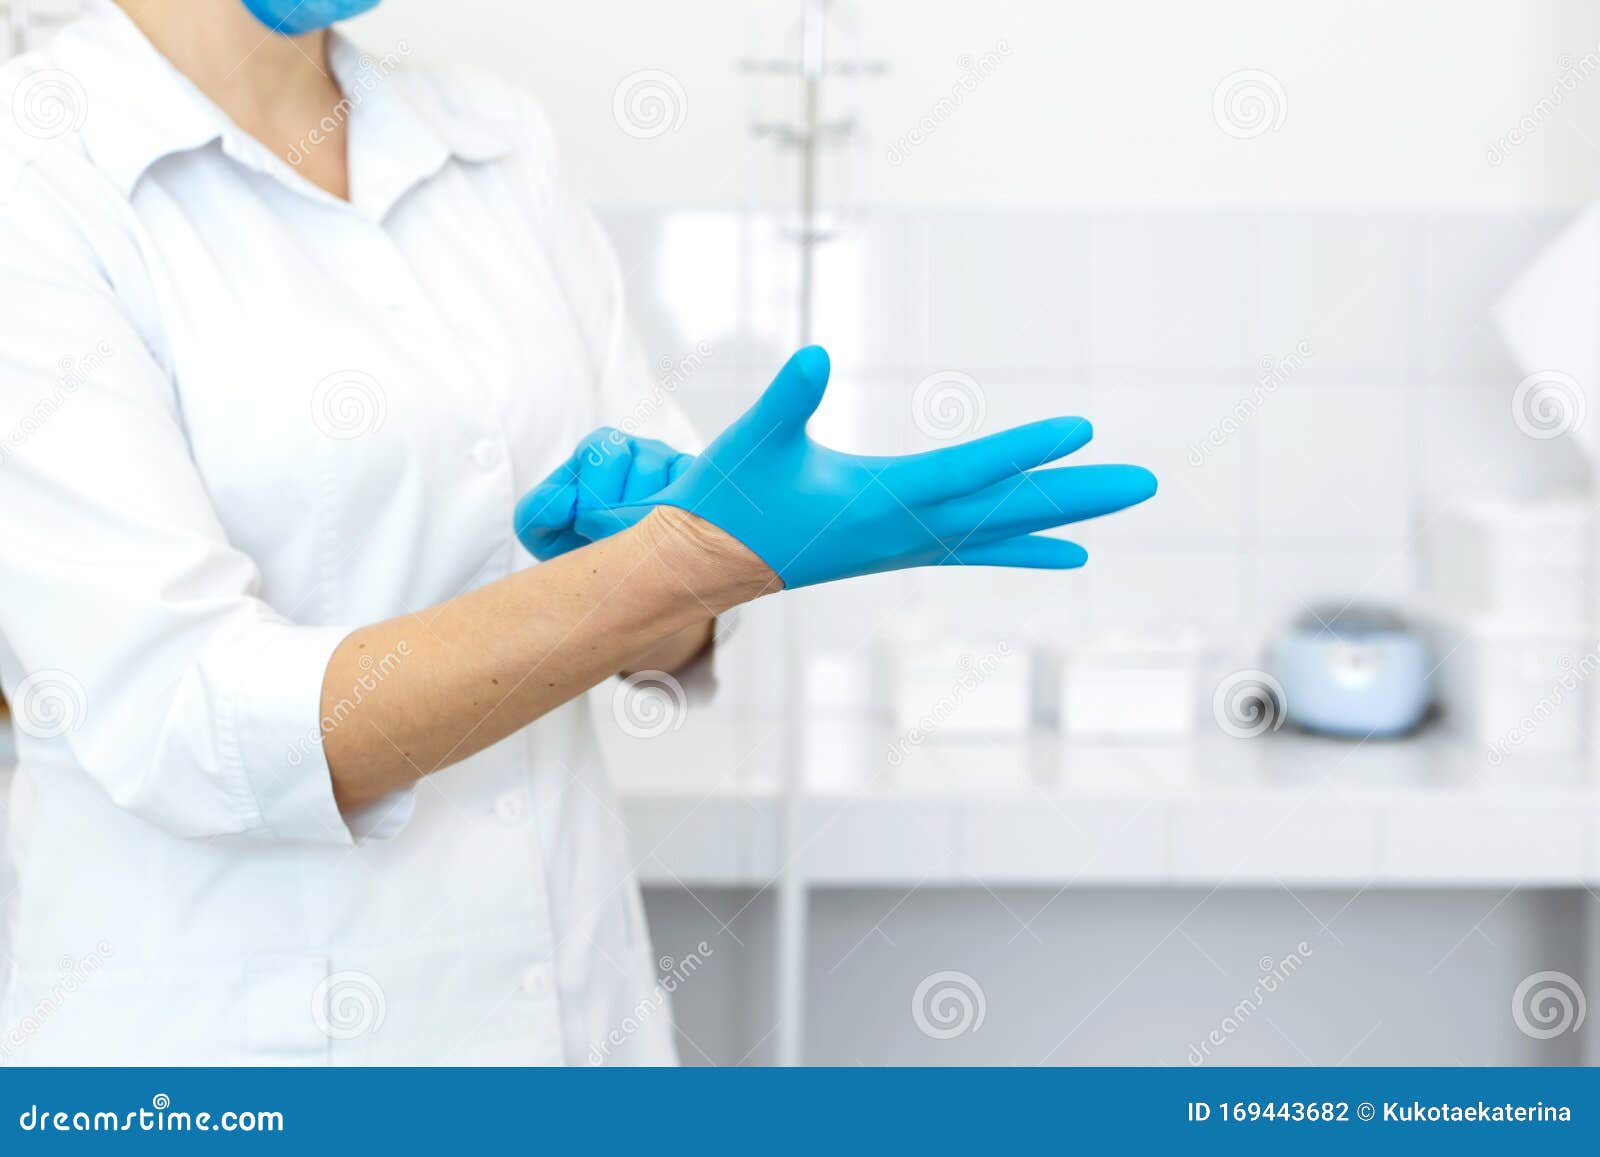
[[535, 346, 1157, 589], [514, 428, 695, 561]]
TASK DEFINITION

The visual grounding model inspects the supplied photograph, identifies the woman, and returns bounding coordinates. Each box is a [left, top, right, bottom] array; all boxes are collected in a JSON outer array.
[[0, 0, 1153, 1063]]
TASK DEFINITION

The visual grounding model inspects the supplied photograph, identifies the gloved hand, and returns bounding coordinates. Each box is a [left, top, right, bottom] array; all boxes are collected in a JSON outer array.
[[514, 428, 695, 561], [555, 346, 1158, 589]]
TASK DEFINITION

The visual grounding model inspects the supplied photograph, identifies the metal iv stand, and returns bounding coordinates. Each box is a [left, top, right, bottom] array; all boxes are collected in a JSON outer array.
[[739, 0, 883, 1068], [4, 1, 89, 55], [5, 0, 30, 53]]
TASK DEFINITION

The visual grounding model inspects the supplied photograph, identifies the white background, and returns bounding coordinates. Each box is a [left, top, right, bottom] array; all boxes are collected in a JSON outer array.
[[343, 0, 1600, 1067]]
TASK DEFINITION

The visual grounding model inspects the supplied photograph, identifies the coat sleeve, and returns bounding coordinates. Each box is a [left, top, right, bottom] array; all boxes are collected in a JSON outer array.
[[0, 162, 388, 847]]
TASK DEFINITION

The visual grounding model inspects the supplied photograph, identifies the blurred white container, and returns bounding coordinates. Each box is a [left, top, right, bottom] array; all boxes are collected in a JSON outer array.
[[1058, 633, 1200, 740], [1429, 615, 1592, 758], [1420, 497, 1589, 625], [804, 651, 874, 714], [1420, 496, 1593, 761], [879, 632, 1031, 736]]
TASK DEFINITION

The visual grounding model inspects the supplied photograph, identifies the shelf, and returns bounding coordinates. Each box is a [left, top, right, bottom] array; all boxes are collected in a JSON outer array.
[[2, 716, 1590, 889], [612, 716, 1600, 888]]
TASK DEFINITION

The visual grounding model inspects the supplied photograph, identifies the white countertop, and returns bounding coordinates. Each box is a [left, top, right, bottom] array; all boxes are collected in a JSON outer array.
[[608, 715, 1600, 888], [3, 717, 1593, 888]]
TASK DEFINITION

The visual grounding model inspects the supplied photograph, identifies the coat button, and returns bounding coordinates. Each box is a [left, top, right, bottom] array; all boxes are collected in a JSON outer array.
[[493, 789, 528, 823], [520, 965, 551, 995], [471, 439, 501, 469]]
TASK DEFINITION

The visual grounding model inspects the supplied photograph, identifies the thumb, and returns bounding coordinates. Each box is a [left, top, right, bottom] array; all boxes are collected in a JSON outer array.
[[573, 501, 653, 542], [741, 345, 831, 437], [514, 475, 577, 540]]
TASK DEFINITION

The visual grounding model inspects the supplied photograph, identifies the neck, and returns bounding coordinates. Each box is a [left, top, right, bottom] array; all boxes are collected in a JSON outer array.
[[117, 0, 337, 114], [114, 0, 350, 198]]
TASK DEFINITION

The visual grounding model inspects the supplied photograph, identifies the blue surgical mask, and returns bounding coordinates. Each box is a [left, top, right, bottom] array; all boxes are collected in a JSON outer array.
[[239, 0, 383, 36]]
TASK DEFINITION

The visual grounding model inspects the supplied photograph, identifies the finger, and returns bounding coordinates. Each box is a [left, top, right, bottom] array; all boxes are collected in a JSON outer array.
[[668, 451, 695, 481], [735, 345, 831, 442], [514, 477, 578, 545], [523, 527, 589, 562], [937, 534, 1088, 569], [922, 464, 1158, 540], [572, 431, 636, 508], [515, 472, 586, 560], [621, 437, 685, 502], [875, 416, 1094, 504]]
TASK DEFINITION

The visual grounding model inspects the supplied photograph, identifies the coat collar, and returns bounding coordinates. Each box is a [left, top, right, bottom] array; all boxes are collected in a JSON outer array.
[[54, 1, 518, 218]]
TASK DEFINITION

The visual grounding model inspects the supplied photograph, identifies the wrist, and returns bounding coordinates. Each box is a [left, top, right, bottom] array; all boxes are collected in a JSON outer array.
[[632, 504, 779, 613]]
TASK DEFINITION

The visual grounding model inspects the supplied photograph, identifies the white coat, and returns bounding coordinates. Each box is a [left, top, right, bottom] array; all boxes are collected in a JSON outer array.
[[0, 1, 700, 1064]]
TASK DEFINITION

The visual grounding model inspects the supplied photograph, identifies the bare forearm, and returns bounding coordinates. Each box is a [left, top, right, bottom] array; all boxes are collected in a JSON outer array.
[[622, 616, 714, 676], [321, 507, 772, 811]]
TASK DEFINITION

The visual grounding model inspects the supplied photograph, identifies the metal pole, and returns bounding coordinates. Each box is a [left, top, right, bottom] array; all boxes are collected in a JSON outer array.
[[770, 0, 829, 1070], [8, 0, 31, 55], [796, 0, 824, 348]]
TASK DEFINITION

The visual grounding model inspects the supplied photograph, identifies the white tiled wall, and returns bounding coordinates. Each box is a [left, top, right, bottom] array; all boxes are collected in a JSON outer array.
[[1256, 383, 1411, 546], [596, 206, 1593, 702], [1085, 381, 1248, 547], [1086, 214, 1256, 380], [357, 0, 1600, 211], [1254, 216, 1419, 382]]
